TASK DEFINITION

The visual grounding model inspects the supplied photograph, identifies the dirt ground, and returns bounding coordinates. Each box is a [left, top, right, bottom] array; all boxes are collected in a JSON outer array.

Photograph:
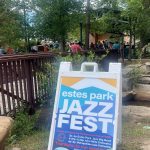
[[121, 103, 150, 150]]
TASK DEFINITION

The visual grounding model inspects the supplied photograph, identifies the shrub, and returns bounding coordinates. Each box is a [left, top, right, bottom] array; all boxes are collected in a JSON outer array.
[[8, 109, 39, 144]]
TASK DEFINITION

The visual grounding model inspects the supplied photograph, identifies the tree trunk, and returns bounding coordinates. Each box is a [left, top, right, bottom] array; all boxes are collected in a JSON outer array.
[[59, 38, 66, 51], [85, 0, 90, 50], [23, 2, 28, 52], [80, 22, 83, 44], [128, 17, 132, 61]]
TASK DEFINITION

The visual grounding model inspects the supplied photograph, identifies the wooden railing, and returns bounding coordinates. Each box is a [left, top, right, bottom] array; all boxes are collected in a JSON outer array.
[[0, 52, 57, 116], [0, 50, 119, 116]]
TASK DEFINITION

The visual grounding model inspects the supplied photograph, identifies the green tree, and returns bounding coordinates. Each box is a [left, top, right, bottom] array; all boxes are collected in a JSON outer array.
[[90, 0, 124, 37], [120, 0, 150, 59], [34, 0, 83, 51], [0, 0, 36, 51], [139, 0, 150, 46], [0, 0, 23, 48], [89, 0, 150, 59], [12, 0, 36, 51]]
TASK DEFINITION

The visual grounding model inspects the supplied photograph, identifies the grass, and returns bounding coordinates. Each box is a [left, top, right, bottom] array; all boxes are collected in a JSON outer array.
[[6, 130, 49, 150], [119, 108, 150, 150], [5, 108, 50, 150], [6, 122, 149, 150], [5, 106, 150, 150]]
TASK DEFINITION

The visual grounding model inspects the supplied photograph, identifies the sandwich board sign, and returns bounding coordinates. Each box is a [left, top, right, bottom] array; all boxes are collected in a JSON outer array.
[[48, 62, 122, 150]]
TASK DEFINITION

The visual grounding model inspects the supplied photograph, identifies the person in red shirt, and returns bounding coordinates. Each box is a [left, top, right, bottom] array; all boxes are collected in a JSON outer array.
[[70, 42, 82, 54]]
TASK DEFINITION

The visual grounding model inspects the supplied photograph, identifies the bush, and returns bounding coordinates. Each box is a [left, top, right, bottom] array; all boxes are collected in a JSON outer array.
[[8, 109, 39, 144]]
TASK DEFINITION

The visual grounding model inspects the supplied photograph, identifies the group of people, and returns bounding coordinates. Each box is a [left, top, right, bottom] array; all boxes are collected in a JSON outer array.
[[0, 38, 134, 58], [31, 40, 60, 52], [0, 46, 14, 55], [90, 40, 135, 59], [31, 39, 83, 54], [40, 40, 60, 49], [90, 40, 121, 51]]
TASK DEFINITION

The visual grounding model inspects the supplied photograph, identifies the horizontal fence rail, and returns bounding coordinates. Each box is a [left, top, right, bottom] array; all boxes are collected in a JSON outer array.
[[0, 52, 57, 116]]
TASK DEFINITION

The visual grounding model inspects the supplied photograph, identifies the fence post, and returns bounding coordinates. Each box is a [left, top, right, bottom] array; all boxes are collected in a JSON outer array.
[[25, 59, 35, 114]]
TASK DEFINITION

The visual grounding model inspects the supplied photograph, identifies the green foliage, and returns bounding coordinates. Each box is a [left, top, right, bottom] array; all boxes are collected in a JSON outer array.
[[6, 130, 49, 150], [36, 61, 60, 101], [36, 53, 108, 99], [86, 51, 108, 63], [121, 0, 150, 46], [90, 0, 125, 35], [0, 0, 37, 51], [0, 0, 23, 48], [128, 65, 144, 87], [8, 109, 39, 144], [91, 16, 109, 34], [134, 49, 143, 60], [54, 51, 108, 71], [43, 62, 58, 97], [90, 0, 150, 48], [142, 43, 150, 57], [64, 54, 84, 64], [34, 0, 83, 50], [37, 71, 48, 101], [0, 0, 150, 51]]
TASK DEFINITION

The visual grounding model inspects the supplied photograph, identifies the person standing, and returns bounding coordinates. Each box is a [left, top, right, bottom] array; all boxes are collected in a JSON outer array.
[[70, 42, 82, 54], [0, 45, 4, 55], [101, 41, 120, 71]]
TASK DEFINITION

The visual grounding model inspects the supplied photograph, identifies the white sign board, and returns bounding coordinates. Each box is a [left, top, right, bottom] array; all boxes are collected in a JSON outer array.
[[48, 62, 122, 150]]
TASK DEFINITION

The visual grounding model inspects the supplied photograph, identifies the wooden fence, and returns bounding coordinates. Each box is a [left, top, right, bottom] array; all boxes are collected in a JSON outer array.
[[0, 50, 119, 116], [0, 52, 56, 116]]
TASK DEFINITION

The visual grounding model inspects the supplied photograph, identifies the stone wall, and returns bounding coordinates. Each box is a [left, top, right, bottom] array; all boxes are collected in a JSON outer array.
[[123, 61, 150, 101]]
